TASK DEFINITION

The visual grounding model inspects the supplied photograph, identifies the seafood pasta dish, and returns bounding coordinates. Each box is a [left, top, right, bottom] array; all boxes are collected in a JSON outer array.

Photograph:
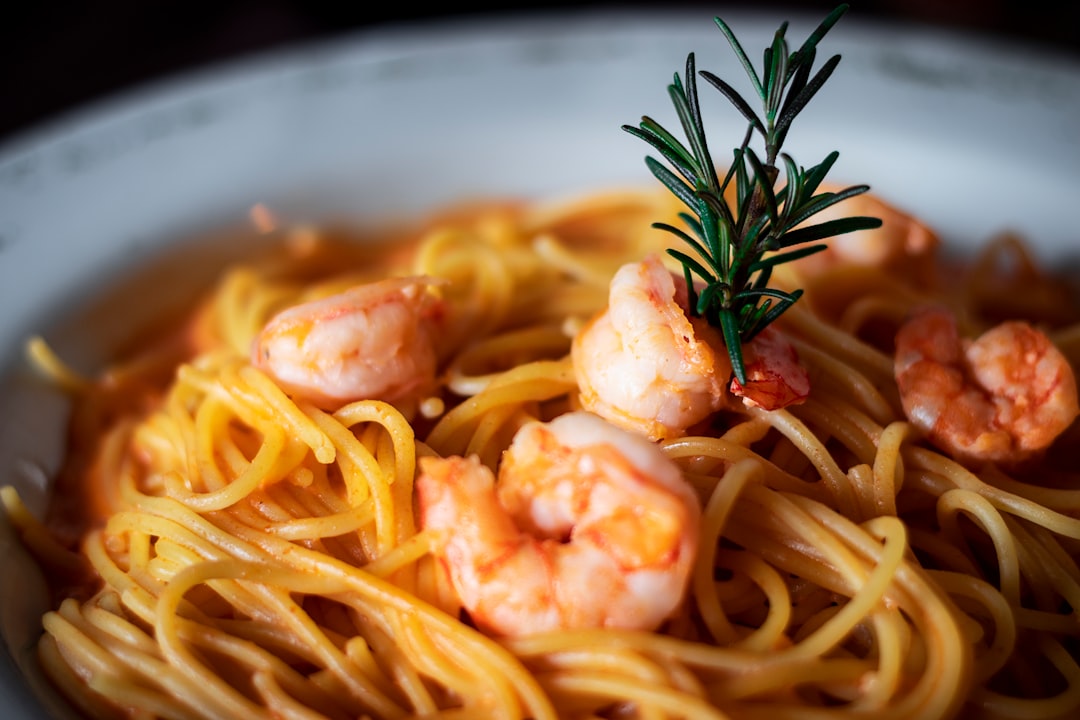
[[4, 6, 1080, 720], [7, 187, 1080, 719]]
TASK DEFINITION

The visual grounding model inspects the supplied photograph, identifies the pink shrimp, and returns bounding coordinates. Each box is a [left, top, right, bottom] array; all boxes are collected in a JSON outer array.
[[792, 187, 938, 278], [251, 276, 446, 409], [730, 325, 810, 410], [894, 306, 1079, 464], [572, 254, 808, 439], [571, 254, 728, 440], [416, 411, 700, 636]]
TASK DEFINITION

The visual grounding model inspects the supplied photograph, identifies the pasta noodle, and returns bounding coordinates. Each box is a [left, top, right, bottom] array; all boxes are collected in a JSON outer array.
[[3, 186, 1080, 720]]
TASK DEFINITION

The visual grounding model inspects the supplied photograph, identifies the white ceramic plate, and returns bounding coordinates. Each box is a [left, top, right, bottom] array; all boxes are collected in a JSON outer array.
[[2, 9, 1079, 718]]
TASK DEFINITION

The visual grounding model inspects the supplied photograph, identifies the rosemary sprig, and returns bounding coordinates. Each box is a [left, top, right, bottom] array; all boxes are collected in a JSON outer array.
[[622, 3, 882, 385]]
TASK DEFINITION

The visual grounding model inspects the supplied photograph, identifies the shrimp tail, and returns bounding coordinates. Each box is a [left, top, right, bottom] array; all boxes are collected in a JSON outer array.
[[729, 326, 810, 411]]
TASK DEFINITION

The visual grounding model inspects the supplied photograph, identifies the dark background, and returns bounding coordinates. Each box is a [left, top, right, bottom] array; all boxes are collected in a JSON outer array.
[[2, 1, 1079, 147]]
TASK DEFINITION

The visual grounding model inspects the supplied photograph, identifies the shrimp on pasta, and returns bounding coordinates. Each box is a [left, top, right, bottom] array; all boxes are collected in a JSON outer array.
[[416, 410, 700, 636], [791, 186, 939, 280], [571, 254, 728, 440], [894, 305, 1080, 464], [572, 254, 808, 440], [251, 276, 446, 409], [729, 325, 810, 411]]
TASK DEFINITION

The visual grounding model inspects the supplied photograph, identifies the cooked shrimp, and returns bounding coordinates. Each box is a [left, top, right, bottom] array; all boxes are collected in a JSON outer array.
[[416, 411, 700, 636], [251, 276, 446, 409], [572, 254, 809, 437], [792, 187, 938, 279], [571, 254, 728, 440], [730, 326, 810, 410], [894, 306, 1079, 464]]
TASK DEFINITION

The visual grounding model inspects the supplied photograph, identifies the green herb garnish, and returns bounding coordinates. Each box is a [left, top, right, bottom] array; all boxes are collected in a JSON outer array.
[[622, 3, 882, 385]]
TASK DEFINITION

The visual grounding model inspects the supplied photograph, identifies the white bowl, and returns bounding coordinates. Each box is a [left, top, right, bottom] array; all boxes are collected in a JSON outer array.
[[2, 9, 1078, 717]]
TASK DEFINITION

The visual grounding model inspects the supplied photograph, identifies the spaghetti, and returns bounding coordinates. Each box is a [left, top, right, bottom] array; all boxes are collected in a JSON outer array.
[[4, 186, 1080, 720]]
